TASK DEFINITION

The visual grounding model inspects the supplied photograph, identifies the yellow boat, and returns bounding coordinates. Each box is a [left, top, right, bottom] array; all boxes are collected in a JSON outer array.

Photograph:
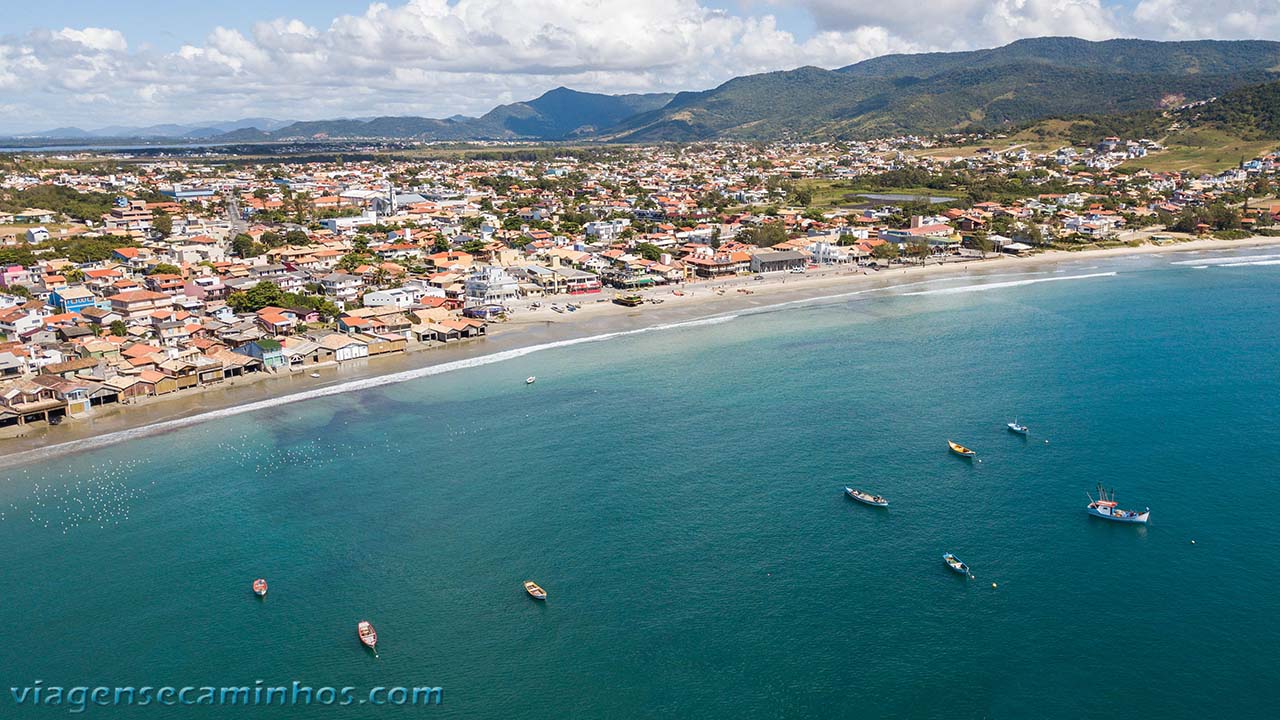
[[523, 580, 547, 601], [948, 440, 976, 457]]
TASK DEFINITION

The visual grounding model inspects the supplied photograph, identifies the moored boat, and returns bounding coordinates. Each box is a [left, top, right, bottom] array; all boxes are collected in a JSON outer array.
[[943, 553, 970, 575], [948, 440, 976, 457], [526, 376, 536, 385], [309, 372, 320, 378], [357, 620, 378, 650], [523, 580, 547, 601], [1007, 419, 1029, 434], [252, 578, 267, 597], [844, 487, 888, 507], [1086, 483, 1150, 524]]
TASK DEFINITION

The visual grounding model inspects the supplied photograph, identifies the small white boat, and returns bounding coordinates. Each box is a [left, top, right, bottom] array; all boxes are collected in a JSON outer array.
[[844, 487, 888, 507], [526, 376, 536, 385], [1007, 418, 1028, 434], [309, 372, 321, 378]]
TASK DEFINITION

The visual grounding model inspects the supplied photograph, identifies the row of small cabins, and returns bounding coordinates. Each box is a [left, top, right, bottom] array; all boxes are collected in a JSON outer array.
[[0, 317, 487, 431]]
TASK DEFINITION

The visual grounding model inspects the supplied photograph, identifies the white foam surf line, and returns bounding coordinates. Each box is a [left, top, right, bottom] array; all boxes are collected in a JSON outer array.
[[1170, 253, 1280, 266], [724, 270, 1058, 319], [0, 313, 740, 468], [901, 271, 1117, 296], [1219, 259, 1280, 267]]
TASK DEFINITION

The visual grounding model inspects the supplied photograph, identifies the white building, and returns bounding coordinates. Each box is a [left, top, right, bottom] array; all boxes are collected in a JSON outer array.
[[464, 267, 521, 306], [363, 283, 445, 308], [585, 218, 630, 242], [321, 211, 379, 233], [320, 272, 364, 308]]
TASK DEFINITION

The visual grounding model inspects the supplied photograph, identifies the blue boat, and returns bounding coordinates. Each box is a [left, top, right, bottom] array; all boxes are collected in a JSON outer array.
[[1086, 483, 1150, 524], [943, 553, 969, 575]]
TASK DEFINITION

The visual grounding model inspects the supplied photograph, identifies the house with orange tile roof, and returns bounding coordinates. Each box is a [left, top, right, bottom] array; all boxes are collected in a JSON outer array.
[[108, 290, 173, 321]]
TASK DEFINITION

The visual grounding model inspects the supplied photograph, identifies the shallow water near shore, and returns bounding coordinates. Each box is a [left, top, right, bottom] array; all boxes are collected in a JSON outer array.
[[2, 249, 1278, 718]]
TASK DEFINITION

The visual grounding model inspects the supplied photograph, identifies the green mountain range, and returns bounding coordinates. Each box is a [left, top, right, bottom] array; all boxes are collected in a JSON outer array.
[[609, 37, 1280, 141], [221, 87, 674, 142]]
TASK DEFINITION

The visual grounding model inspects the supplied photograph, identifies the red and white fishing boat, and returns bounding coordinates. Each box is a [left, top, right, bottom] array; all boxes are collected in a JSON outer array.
[[252, 578, 268, 597], [357, 621, 378, 650]]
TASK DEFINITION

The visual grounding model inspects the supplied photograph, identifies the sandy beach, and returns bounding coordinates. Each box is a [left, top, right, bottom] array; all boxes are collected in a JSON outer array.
[[3, 235, 1277, 469]]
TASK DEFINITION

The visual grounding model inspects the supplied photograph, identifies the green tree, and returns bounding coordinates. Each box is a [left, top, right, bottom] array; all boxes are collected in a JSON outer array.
[[226, 282, 287, 313], [634, 242, 664, 261], [1017, 224, 1045, 246], [147, 263, 182, 276], [231, 233, 259, 258], [905, 238, 932, 263], [337, 253, 366, 272], [284, 229, 309, 246], [738, 223, 789, 248], [152, 210, 173, 238], [972, 230, 993, 258], [109, 320, 128, 337], [872, 243, 900, 260]]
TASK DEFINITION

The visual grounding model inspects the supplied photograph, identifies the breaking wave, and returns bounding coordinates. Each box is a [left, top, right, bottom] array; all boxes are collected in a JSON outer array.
[[901, 272, 1117, 296], [1170, 253, 1280, 267]]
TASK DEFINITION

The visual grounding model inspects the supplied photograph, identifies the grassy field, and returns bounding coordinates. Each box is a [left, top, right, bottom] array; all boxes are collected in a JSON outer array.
[[909, 122, 1081, 159], [914, 119, 1278, 174], [800, 179, 963, 208], [1124, 130, 1279, 173], [0, 222, 83, 240]]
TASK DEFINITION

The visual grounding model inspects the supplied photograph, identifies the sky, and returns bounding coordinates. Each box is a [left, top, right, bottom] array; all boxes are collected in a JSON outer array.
[[2, 0, 1279, 133]]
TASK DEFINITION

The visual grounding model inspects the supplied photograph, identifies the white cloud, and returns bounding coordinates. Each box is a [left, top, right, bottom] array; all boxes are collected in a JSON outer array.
[[798, 0, 1119, 47], [1133, 0, 1280, 41], [0, 0, 1278, 133], [53, 27, 128, 53]]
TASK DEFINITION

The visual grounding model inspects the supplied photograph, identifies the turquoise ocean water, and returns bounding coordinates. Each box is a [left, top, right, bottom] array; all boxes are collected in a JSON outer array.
[[2, 249, 1278, 718]]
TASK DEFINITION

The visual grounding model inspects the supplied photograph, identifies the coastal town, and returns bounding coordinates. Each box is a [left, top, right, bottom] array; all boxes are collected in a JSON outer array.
[[3, 136, 1279, 434]]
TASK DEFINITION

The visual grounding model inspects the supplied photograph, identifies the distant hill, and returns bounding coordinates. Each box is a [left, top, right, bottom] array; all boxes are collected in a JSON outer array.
[[1017, 77, 1280, 147], [19, 118, 293, 140], [1177, 80, 1280, 139], [608, 37, 1280, 141], [838, 37, 1280, 78], [237, 88, 675, 142]]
